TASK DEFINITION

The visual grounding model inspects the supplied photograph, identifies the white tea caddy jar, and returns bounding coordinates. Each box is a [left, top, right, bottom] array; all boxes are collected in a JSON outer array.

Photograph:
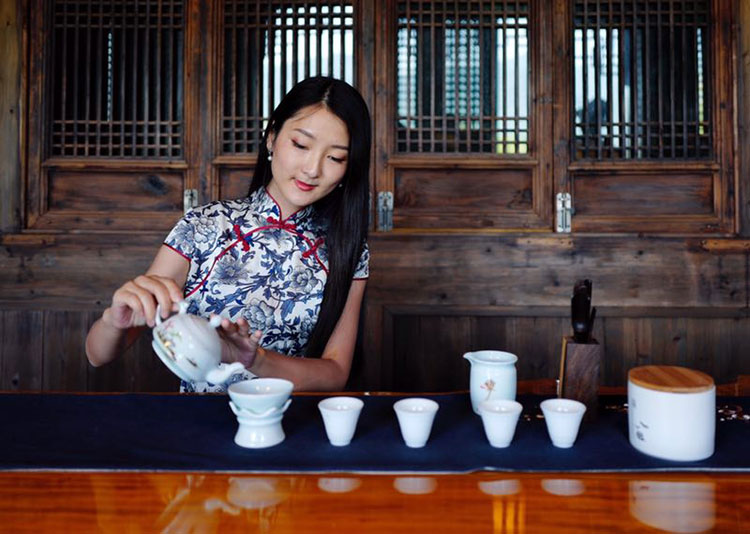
[[628, 365, 715, 462]]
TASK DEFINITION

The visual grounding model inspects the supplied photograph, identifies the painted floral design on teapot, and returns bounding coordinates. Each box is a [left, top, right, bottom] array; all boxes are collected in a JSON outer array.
[[152, 301, 246, 385]]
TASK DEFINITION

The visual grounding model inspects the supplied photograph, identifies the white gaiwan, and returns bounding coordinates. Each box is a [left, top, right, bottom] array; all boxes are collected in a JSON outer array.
[[228, 378, 294, 415], [228, 378, 294, 448], [151, 301, 246, 385]]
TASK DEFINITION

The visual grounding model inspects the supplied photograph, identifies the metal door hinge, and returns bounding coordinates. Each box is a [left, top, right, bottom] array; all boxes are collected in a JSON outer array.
[[556, 192, 572, 233], [377, 191, 394, 232], [183, 189, 198, 213]]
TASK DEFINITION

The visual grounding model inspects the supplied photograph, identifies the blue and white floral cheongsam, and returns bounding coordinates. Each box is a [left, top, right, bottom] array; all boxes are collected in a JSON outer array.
[[164, 187, 369, 393]]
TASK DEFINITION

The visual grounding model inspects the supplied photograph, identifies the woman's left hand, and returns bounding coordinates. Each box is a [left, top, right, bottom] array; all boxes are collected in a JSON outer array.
[[216, 316, 262, 369]]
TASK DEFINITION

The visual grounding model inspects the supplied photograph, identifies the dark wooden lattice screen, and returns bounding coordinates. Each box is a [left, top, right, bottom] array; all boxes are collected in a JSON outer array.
[[573, 0, 712, 160], [48, 0, 185, 158], [222, 1, 355, 154], [395, 0, 530, 154]]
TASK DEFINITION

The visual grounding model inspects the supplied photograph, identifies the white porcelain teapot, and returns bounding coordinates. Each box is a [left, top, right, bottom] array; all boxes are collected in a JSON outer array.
[[151, 301, 246, 385]]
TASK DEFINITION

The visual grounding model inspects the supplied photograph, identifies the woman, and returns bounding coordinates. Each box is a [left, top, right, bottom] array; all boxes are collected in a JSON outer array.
[[86, 76, 371, 392]]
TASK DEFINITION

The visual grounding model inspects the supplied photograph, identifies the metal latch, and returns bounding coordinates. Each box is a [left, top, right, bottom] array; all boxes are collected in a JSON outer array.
[[556, 192, 572, 233], [183, 189, 198, 214], [377, 192, 394, 232]]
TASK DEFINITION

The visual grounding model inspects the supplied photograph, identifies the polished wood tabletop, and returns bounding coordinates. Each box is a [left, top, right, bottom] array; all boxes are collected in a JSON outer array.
[[0, 471, 748, 533]]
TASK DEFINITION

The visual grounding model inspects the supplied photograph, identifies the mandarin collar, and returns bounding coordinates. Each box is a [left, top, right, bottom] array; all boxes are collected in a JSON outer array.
[[254, 187, 315, 228]]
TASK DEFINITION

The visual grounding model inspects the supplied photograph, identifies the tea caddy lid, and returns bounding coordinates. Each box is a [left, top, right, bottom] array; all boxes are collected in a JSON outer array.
[[628, 365, 714, 393]]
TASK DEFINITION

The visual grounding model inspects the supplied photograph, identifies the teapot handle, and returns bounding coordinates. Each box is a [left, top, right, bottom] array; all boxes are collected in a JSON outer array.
[[154, 301, 189, 326]]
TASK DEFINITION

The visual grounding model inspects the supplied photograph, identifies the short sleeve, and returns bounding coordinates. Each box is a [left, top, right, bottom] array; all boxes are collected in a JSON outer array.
[[163, 209, 198, 261], [353, 241, 369, 279]]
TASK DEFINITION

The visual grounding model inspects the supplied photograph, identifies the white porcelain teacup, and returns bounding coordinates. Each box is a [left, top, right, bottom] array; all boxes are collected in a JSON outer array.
[[393, 398, 439, 448], [478, 399, 523, 448], [151, 302, 246, 385], [318, 396, 364, 446], [540, 398, 586, 448]]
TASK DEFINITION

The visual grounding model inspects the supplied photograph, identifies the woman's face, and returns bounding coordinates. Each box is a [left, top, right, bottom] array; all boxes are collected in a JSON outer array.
[[266, 105, 350, 219]]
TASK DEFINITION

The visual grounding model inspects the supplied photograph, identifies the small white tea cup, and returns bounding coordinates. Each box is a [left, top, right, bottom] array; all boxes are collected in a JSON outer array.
[[540, 398, 586, 448], [318, 396, 364, 446], [393, 398, 439, 448], [478, 399, 523, 448]]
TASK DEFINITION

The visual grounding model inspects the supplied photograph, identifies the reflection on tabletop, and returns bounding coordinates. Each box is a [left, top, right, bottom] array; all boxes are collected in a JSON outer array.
[[629, 480, 716, 534], [1, 472, 746, 534]]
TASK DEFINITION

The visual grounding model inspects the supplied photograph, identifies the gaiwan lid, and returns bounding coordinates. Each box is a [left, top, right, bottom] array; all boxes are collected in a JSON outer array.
[[628, 365, 714, 393]]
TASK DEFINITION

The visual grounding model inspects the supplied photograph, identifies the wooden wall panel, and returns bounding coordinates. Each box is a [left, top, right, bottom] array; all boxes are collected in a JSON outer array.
[[219, 167, 255, 200], [393, 168, 535, 230], [1, 305, 745, 393], [369, 311, 750, 393], [349, 297, 385, 391], [475, 316, 572, 382], [42, 310, 91, 391], [48, 171, 184, 212], [2, 232, 747, 392], [0, 234, 162, 307], [30, 167, 186, 230], [86, 328, 178, 393], [392, 315, 472, 391], [600, 316, 747, 386], [572, 172, 714, 217], [132, 329, 181, 392], [367, 235, 746, 309], [0, 310, 43, 391], [0, 309, 178, 393]]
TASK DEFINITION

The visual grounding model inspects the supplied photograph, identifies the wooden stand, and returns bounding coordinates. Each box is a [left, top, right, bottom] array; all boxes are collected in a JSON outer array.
[[558, 336, 602, 421]]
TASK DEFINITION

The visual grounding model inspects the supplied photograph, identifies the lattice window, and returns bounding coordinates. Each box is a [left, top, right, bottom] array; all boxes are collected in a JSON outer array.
[[573, 0, 711, 160], [48, 0, 184, 158], [222, 1, 355, 154], [396, 1, 530, 154]]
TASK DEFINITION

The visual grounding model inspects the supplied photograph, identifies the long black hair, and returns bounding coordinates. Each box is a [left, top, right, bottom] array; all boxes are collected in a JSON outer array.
[[248, 76, 371, 358]]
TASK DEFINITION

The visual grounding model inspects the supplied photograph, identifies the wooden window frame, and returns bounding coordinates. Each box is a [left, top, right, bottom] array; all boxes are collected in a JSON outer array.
[[23, 0, 201, 233], [20, 0, 737, 236], [374, 0, 554, 233], [553, 0, 737, 235], [374, 0, 737, 235]]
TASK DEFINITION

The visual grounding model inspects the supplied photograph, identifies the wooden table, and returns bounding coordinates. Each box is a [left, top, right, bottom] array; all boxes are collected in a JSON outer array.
[[2, 387, 748, 532], [1, 471, 748, 532]]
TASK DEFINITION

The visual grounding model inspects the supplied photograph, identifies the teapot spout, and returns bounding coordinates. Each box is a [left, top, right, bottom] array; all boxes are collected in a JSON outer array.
[[206, 362, 246, 385]]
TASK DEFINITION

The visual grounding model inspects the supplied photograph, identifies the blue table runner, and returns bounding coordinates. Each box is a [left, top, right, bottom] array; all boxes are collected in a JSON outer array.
[[1, 392, 747, 473]]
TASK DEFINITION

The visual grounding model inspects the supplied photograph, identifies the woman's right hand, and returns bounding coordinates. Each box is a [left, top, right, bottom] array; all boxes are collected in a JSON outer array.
[[102, 274, 185, 330]]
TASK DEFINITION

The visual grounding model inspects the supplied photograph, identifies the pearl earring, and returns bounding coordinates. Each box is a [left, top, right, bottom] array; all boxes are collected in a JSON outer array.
[[267, 152, 273, 162]]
